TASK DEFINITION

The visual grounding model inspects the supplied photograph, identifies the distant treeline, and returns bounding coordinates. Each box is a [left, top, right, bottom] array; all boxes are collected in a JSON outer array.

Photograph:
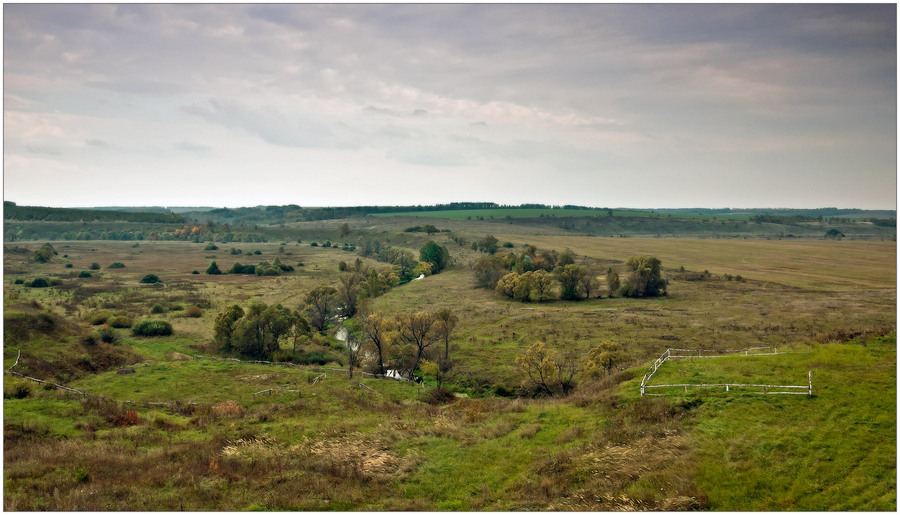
[[4, 202, 185, 224]]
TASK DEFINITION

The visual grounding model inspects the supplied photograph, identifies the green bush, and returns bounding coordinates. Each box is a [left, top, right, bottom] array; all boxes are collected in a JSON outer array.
[[297, 351, 342, 366], [206, 261, 222, 275], [150, 304, 166, 314], [89, 263, 101, 270], [96, 326, 118, 344], [78, 271, 92, 278], [184, 306, 203, 318], [65, 263, 73, 268], [191, 270, 200, 274], [108, 316, 133, 329], [25, 278, 50, 288], [139, 274, 161, 284], [204, 243, 219, 251], [132, 319, 173, 337], [108, 262, 125, 269], [13, 278, 24, 284], [88, 312, 110, 325]]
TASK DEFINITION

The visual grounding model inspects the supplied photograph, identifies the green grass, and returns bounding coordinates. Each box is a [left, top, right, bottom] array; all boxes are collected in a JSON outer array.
[[636, 336, 896, 510]]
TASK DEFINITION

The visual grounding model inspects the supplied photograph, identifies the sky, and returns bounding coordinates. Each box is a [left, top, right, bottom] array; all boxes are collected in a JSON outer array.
[[3, 3, 897, 210]]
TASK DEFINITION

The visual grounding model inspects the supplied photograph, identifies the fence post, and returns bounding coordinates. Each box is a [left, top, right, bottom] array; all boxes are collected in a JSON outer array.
[[808, 371, 812, 396]]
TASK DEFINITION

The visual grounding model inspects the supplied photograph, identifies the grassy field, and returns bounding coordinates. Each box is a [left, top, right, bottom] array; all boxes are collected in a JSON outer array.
[[3, 220, 895, 510]]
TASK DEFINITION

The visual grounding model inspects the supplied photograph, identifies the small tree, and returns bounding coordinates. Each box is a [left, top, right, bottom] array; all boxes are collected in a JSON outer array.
[[620, 256, 666, 298], [555, 264, 587, 300], [395, 311, 439, 380], [362, 312, 396, 377], [473, 255, 506, 289], [419, 241, 450, 274], [582, 341, 628, 378], [435, 307, 458, 361], [206, 261, 222, 275], [606, 267, 620, 298], [214, 305, 245, 352], [531, 270, 554, 302], [515, 341, 559, 397], [304, 285, 338, 332]]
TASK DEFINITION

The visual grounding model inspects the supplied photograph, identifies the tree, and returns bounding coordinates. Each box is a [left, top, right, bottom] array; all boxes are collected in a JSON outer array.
[[206, 261, 222, 275], [395, 311, 439, 380], [621, 256, 666, 297], [342, 318, 363, 379], [531, 270, 554, 302], [515, 341, 559, 397], [472, 254, 506, 289], [434, 307, 458, 361], [578, 268, 599, 299], [582, 341, 628, 378], [824, 228, 845, 240], [512, 271, 534, 302], [557, 249, 576, 266], [339, 223, 351, 238], [606, 267, 620, 298], [473, 235, 499, 254], [362, 312, 396, 377], [304, 285, 338, 332], [516, 341, 578, 397], [420, 358, 452, 389], [555, 264, 587, 300], [337, 272, 362, 318], [231, 302, 296, 359], [213, 304, 244, 352], [419, 241, 450, 274]]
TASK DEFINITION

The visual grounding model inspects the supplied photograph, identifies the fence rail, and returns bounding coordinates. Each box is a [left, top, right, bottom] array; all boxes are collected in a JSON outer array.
[[640, 346, 812, 397]]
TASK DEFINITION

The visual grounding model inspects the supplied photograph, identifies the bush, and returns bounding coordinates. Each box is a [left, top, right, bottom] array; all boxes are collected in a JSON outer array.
[[108, 262, 126, 269], [204, 243, 219, 251], [88, 312, 110, 325], [13, 278, 24, 284], [139, 274, 161, 284], [78, 271, 92, 278], [25, 278, 50, 288], [184, 305, 203, 318], [191, 270, 199, 274], [65, 263, 73, 268], [89, 262, 101, 270], [150, 304, 166, 314], [206, 261, 222, 275], [132, 319, 173, 337], [108, 316, 133, 328], [297, 351, 342, 366], [96, 326, 118, 344]]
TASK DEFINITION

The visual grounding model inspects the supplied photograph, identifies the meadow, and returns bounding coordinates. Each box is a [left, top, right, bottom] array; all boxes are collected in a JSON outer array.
[[3, 215, 896, 510]]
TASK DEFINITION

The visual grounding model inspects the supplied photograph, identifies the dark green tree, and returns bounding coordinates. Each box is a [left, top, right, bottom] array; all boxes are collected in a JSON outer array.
[[620, 256, 666, 297], [206, 261, 222, 275], [214, 304, 245, 352], [419, 241, 450, 274]]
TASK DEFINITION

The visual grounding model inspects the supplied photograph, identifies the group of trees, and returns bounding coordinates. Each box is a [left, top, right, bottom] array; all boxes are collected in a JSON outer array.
[[474, 239, 665, 301], [214, 302, 311, 359], [355, 237, 449, 282], [343, 308, 458, 382], [206, 257, 294, 276], [516, 340, 628, 397]]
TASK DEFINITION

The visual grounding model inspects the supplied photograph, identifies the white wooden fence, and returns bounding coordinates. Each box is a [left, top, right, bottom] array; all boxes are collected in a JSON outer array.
[[640, 347, 812, 397]]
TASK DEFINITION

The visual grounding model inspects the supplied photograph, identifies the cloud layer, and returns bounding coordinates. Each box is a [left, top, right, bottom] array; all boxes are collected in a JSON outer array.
[[4, 4, 896, 208]]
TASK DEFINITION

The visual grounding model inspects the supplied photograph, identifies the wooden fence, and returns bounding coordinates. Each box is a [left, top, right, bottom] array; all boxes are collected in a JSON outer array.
[[640, 347, 812, 397]]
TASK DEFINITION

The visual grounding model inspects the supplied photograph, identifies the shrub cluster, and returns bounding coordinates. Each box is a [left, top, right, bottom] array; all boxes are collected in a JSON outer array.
[[131, 319, 173, 337], [139, 274, 161, 284], [108, 262, 126, 269]]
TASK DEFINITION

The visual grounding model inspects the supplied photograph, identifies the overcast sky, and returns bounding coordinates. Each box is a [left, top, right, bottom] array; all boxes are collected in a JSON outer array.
[[4, 4, 896, 209]]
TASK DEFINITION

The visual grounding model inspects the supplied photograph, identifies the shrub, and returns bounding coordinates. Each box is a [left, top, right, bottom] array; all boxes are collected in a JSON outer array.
[[132, 319, 173, 337], [206, 261, 222, 275], [108, 316, 133, 328], [78, 271, 92, 278], [25, 278, 50, 288], [108, 262, 125, 269], [150, 304, 166, 314], [191, 270, 199, 274], [96, 326, 118, 344], [297, 351, 342, 366], [89, 262, 101, 270], [34, 243, 57, 263], [139, 274, 161, 284], [88, 312, 110, 325], [13, 278, 24, 284], [169, 304, 184, 311], [4, 382, 31, 400], [185, 305, 203, 318], [65, 263, 73, 268], [204, 243, 219, 251]]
